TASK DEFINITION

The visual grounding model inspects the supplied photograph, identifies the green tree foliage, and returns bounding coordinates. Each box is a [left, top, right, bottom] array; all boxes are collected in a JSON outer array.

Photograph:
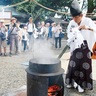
[[88, 0, 96, 13], [0, 0, 96, 13], [16, 1, 45, 21], [1, 0, 95, 20], [12, 0, 23, 4], [16, 0, 73, 21], [37, 0, 72, 9]]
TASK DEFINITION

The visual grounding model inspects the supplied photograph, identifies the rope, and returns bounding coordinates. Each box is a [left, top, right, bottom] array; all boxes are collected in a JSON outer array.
[[32, 0, 96, 15], [32, 0, 69, 15]]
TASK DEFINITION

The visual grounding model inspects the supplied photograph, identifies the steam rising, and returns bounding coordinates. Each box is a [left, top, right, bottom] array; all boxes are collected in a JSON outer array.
[[32, 40, 56, 59]]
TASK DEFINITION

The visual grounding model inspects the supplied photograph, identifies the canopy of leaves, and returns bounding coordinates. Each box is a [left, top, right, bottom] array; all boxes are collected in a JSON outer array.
[[16, 0, 73, 21], [88, 0, 96, 13], [0, 0, 24, 5], [38, 0, 72, 9], [0, 0, 96, 21]]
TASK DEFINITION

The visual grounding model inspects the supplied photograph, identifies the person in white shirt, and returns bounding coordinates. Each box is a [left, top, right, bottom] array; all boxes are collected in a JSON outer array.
[[17, 21, 22, 53], [38, 21, 46, 39], [45, 23, 50, 40], [22, 25, 28, 51], [0, 20, 7, 56], [51, 22, 57, 46], [65, 0, 96, 93], [27, 17, 36, 50], [54, 23, 62, 48]]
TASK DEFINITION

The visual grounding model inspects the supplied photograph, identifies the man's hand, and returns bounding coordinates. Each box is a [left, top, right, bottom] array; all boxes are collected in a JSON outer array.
[[79, 25, 93, 31], [79, 25, 88, 30]]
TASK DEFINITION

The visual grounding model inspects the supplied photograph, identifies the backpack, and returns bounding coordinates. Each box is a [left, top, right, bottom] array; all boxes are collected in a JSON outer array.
[[0, 32, 6, 41], [59, 32, 64, 38]]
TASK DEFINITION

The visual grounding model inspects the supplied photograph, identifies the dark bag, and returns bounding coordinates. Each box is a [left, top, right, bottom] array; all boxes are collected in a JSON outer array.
[[22, 35, 25, 39], [7, 27, 15, 45], [7, 30, 11, 45], [59, 32, 64, 38], [28, 32, 33, 35], [0, 32, 6, 41]]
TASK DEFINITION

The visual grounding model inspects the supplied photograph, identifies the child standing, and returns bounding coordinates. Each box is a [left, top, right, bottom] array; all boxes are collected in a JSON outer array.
[[22, 25, 28, 51]]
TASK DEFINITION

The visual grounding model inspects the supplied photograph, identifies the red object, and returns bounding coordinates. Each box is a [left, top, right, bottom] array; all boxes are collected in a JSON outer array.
[[92, 42, 96, 59], [48, 85, 61, 96]]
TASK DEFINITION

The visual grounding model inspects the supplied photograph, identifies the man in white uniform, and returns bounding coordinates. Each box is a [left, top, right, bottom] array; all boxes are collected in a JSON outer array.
[[65, 0, 96, 93]]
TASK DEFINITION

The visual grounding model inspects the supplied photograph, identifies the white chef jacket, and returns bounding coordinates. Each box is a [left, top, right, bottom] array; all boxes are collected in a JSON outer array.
[[67, 16, 96, 52]]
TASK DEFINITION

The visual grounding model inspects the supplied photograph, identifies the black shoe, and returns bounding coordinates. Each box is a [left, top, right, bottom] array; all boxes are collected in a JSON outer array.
[[0, 53, 2, 56]]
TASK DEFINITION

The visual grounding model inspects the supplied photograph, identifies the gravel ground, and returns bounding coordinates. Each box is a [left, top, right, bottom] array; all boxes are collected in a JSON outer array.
[[0, 40, 96, 96], [0, 51, 32, 95]]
